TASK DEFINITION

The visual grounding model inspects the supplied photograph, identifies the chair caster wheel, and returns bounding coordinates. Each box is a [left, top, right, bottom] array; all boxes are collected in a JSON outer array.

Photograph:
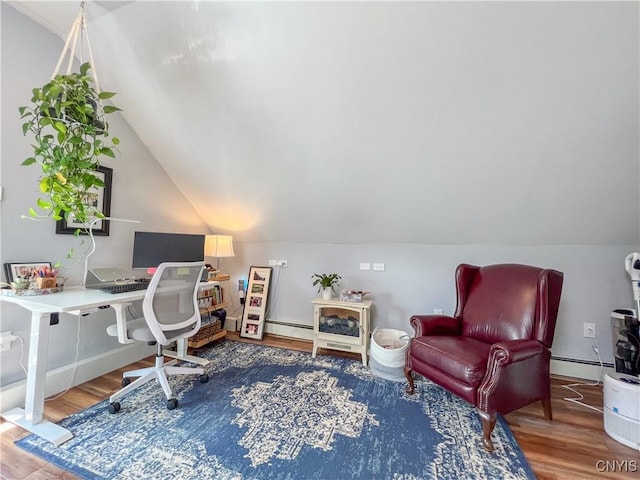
[[167, 398, 178, 410], [199, 374, 209, 383], [108, 402, 121, 414], [121, 377, 131, 387]]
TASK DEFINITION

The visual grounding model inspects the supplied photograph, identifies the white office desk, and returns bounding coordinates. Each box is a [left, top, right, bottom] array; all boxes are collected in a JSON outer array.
[[0, 285, 207, 446]]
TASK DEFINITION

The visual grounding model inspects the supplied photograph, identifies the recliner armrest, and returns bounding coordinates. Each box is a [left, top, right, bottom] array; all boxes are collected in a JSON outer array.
[[489, 339, 544, 364], [410, 315, 461, 337]]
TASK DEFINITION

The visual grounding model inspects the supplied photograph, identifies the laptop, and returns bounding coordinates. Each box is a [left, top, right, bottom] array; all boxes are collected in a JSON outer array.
[[85, 267, 146, 290]]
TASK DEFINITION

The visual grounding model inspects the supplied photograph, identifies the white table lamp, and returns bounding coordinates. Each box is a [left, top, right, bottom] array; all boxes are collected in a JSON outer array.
[[205, 234, 235, 272]]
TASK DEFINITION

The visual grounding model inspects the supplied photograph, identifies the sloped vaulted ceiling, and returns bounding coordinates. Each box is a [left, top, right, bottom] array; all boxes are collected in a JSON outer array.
[[8, 1, 639, 245]]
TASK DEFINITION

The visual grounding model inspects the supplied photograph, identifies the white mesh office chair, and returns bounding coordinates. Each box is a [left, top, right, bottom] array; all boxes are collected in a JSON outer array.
[[106, 261, 208, 412]]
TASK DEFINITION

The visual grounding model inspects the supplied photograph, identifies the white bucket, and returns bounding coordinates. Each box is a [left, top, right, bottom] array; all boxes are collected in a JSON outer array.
[[370, 328, 410, 369]]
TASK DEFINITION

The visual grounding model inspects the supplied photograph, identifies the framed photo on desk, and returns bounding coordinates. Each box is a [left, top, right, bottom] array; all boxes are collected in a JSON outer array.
[[4, 262, 52, 282], [239, 266, 272, 340], [55, 166, 113, 236]]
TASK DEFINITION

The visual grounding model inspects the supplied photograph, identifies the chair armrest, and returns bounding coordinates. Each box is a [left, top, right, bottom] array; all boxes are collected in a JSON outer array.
[[110, 302, 136, 344], [478, 339, 549, 415], [410, 315, 461, 337], [489, 339, 544, 365]]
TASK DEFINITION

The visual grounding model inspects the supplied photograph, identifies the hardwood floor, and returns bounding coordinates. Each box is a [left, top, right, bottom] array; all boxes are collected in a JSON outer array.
[[1, 333, 638, 479]]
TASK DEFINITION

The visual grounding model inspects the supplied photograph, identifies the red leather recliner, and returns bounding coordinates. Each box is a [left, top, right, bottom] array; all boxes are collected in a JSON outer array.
[[404, 263, 564, 452]]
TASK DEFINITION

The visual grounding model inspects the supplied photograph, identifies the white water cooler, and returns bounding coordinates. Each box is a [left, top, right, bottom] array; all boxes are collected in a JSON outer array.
[[603, 373, 640, 450]]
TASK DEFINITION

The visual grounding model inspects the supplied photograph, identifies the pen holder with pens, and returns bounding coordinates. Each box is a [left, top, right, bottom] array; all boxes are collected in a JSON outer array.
[[35, 277, 57, 289]]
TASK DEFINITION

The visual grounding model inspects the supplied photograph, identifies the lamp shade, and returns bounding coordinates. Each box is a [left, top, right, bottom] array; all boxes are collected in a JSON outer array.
[[205, 235, 235, 258]]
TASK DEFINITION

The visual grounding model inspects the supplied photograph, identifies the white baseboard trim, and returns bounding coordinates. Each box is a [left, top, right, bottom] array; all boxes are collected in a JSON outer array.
[[0, 343, 154, 413], [550, 358, 614, 381], [265, 320, 615, 381], [264, 320, 314, 341]]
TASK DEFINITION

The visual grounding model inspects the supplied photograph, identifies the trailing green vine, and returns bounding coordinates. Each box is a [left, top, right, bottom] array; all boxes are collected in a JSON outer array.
[[18, 62, 121, 232]]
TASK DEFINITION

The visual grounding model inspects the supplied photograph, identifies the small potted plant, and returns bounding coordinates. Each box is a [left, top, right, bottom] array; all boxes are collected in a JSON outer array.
[[312, 273, 342, 300]]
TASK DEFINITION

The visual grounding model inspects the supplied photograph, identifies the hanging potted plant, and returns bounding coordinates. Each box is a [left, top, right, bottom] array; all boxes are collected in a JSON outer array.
[[18, 61, 121, 259], [312, 273, 342, 300]]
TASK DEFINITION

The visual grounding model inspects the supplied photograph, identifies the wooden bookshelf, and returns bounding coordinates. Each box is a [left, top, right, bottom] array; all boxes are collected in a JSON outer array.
[[188, 325, 226, 349], [199, 302, 228, 315], [192, 277, 230, 348], [207, 273, 230, 282], [197, 280, 227, 312]]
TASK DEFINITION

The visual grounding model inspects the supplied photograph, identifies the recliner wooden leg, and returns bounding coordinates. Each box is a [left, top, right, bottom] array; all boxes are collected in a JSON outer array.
[[542, 396, 553, 421], [404, 366, 415, 395], [479, 411, 497, 453]]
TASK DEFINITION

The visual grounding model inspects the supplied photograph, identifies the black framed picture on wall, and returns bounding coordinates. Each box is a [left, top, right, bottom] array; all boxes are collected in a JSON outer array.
[[55, 165, 113, 236]]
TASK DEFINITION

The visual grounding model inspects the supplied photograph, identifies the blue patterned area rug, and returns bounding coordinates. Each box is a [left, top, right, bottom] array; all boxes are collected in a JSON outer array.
[[16, 341, 535, 479]]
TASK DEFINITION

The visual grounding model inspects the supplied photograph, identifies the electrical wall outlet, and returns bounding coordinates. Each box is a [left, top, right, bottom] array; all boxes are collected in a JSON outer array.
[[373, 263, 385, 271], [277, 260, 288, 267], [268, 259, 277, 266], [0, 331, 16, 352], [433, 308, 444, 315], [583, 323, 596, 338], [359, 263, 371, 270]]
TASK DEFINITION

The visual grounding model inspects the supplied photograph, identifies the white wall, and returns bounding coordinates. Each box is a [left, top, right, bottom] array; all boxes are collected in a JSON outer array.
[[13, 2, 636, 245], [223, 242, 636, 364], [0, 4, 209, 388], [88, 1, 637, 246], [208, 2, 638, 366]]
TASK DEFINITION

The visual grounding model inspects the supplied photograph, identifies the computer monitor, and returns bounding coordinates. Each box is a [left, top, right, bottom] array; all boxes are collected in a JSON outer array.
[[132, 231, 205, 273]]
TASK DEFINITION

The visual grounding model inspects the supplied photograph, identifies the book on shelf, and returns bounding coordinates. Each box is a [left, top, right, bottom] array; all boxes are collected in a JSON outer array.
[[197, 284, 225, 306]]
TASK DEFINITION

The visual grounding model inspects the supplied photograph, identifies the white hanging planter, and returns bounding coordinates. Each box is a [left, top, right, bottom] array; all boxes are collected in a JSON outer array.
[[18, 1, 121, 266]]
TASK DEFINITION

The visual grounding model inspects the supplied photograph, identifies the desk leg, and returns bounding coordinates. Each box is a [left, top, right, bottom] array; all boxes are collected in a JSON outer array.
[[1, 311, 73, 446]]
